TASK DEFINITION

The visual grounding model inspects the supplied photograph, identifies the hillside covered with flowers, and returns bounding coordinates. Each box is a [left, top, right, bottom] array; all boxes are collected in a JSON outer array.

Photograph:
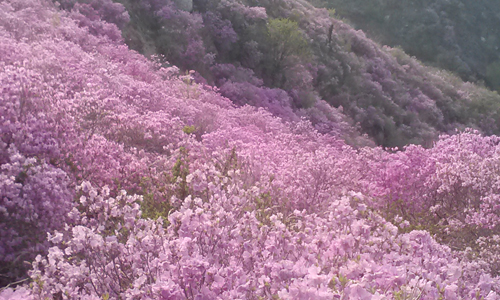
[[57, 0, 500, 147], [1, 0, 500, 299]]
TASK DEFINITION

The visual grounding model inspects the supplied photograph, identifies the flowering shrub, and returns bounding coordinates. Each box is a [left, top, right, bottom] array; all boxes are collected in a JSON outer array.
[[1, 0, 500, 299], [0, 147, 73, 287], [364, 131, 500, 276], [27, 182, 500, 299]]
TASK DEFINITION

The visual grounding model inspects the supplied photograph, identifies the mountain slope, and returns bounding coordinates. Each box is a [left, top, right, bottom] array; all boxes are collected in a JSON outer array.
[[312, 0, 500, 91], [1, 0, 500, 298], [90, 0, 500, 147]]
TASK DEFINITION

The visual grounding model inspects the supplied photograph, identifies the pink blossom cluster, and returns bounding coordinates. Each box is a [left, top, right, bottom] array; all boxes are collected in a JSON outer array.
[[1, 0, 500, 299], [364, 131, 500, 275], [27, 183, 499, 299]]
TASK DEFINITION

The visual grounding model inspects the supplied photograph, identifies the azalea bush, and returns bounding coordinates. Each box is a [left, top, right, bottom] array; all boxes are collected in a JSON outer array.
[[1, 0, 500, 299]]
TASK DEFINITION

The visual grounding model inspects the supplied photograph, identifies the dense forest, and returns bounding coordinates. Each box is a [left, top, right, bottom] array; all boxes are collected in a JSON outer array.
[[310, 0, 500, 91], [2, 0, 500, 298]]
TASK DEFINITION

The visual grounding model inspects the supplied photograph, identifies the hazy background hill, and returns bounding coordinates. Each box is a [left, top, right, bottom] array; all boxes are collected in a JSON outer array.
[[309, 0, 500, 92]]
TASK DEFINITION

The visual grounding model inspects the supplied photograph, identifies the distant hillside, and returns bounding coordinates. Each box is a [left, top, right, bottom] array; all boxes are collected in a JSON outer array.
[[310, 0, 500, 91], [51, 0, 500, 148]]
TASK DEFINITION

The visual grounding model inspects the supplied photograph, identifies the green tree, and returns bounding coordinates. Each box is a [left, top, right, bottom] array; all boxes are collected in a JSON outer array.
[[265, 18, 309, 88], [486, 60, 500, 92]]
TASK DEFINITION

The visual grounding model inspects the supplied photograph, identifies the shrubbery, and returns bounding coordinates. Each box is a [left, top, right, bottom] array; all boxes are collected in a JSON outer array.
[[70, 0, 500, 147], [2, 0, 500, 298]]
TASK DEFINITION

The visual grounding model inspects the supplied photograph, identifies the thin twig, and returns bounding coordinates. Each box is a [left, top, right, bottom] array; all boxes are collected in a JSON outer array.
[[0, 277, 31, 292]]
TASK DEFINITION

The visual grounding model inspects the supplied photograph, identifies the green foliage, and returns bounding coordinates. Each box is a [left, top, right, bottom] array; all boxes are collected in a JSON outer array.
[[486, 60, 500, 92], [182, 125, 196, 135], [139, 176, 172, 221], [173, 0, 192, 12], [295, 90, 317, 109], [182, 71, 200, 99], [393, 286, 424, 300], [266, 18, 309, 61], [464, 86, 500, 135], [328, 277, 337, 292], [327, 8, 336, 18], [170, 146, 191, 200], [255, 191, 274, 224], [265, 18, 310, 87], [139, 147, 190, 222], [316, 0, 500, 88], [215, 147, 239, 177], [328, 273, 349, 292], [172, 147, 189, 182]]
